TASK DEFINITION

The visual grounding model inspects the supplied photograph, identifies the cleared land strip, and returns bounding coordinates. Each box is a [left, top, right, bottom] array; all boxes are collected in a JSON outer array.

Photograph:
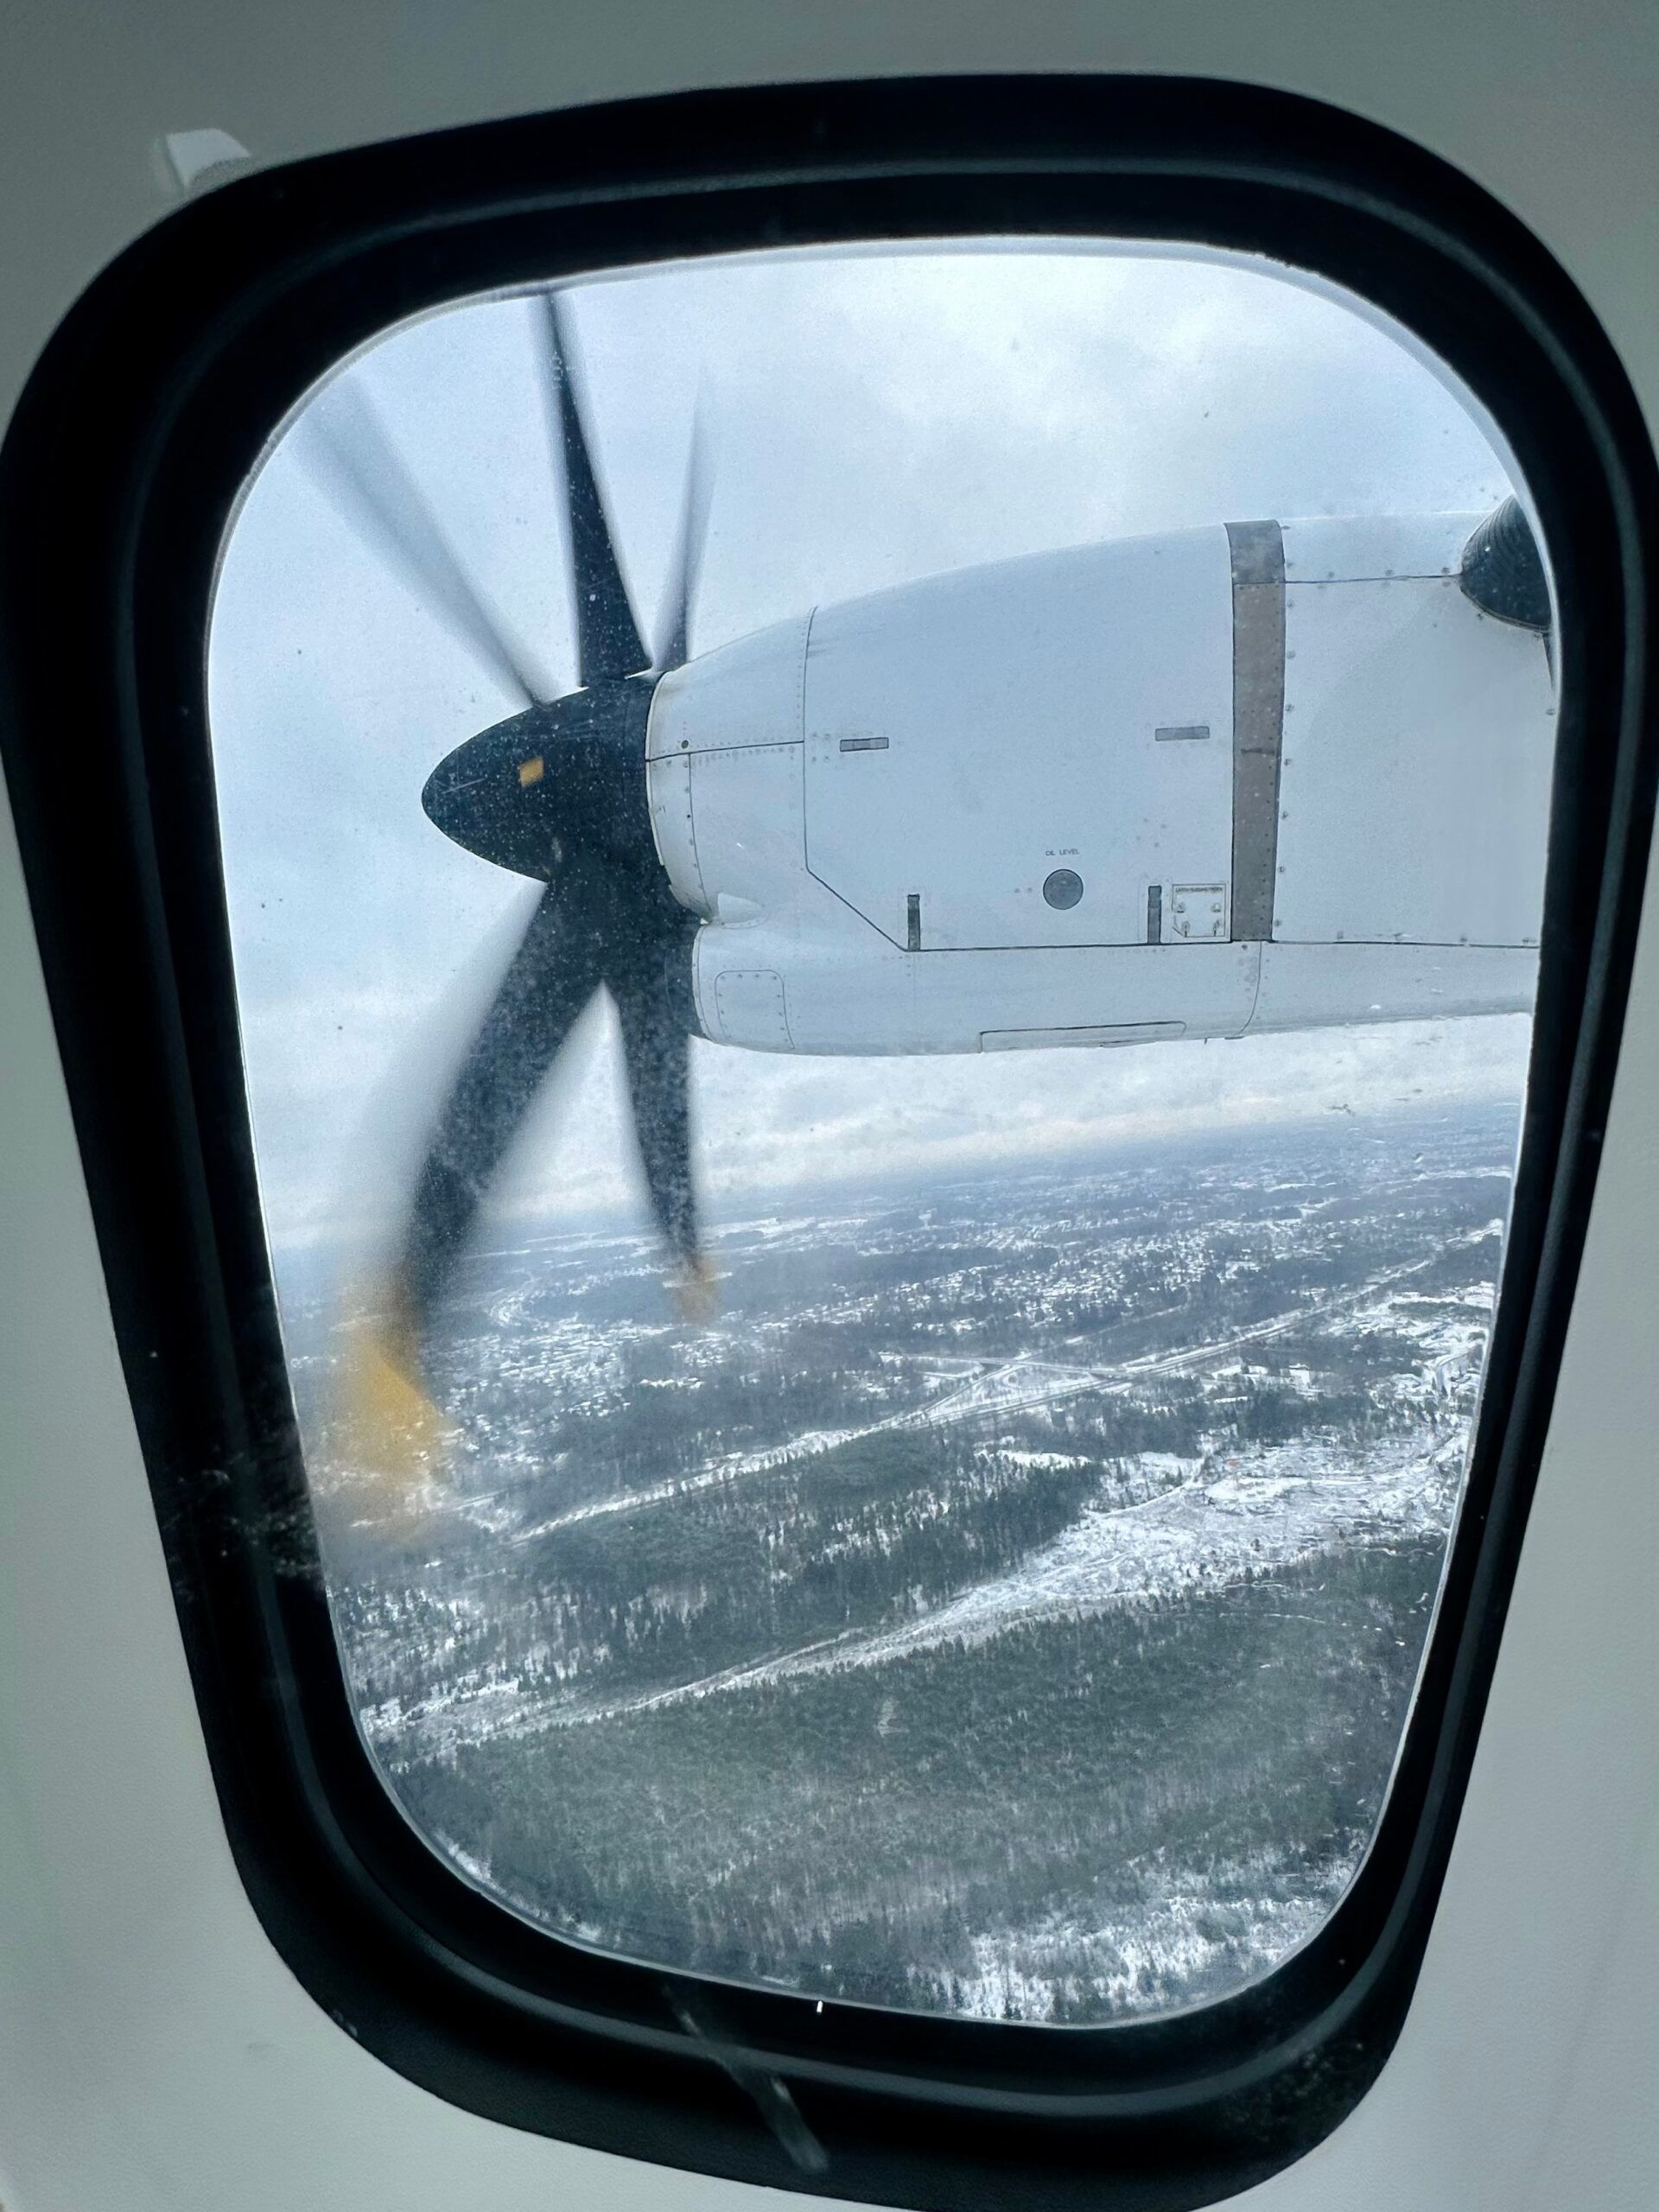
[[508, 1250, 1451, 1543], [552, 1432, 1460, 1726]]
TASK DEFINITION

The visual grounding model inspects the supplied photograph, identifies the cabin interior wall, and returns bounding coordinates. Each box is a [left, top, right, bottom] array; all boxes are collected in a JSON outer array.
[[1, 3, 1656, 2209]]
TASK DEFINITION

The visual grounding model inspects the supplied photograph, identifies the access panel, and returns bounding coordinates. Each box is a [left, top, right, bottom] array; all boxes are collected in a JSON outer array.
[[803, 529, 1236, 950]]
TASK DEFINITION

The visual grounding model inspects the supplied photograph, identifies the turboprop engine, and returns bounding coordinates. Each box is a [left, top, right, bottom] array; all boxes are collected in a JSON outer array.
[[309, 289, 1555, 1347], [645, 508, 1554, 1057]]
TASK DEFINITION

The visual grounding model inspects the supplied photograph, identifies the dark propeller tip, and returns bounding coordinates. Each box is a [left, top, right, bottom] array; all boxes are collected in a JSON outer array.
[[1460, 496, 1552, 632], [539, 294, 652, 684]]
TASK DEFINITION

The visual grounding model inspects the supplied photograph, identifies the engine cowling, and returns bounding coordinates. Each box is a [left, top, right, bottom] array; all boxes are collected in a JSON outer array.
[[645, 514, 1553, 1055]]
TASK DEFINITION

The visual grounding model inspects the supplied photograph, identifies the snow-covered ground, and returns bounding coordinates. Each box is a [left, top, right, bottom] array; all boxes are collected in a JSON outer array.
[[429, 1242, 1484, 1548], [605, 1431, 1463, 1713], [953, 1849, 1357, 2022], [297, 1116, 1522, 2026], [356, 1415, 1465, 1763]]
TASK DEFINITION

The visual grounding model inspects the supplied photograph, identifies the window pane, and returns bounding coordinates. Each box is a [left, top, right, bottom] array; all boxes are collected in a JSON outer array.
[[208, 245, 1554, 2023]]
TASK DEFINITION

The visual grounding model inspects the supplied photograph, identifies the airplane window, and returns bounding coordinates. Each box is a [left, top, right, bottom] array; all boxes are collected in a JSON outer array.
[[207, 244, 1555, 2026]]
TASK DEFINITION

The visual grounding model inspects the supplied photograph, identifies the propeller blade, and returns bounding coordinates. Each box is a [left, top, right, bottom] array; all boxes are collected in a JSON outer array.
[[652, 394, 714, 674], [613, 957, 697, 1268], [396, 876, 607, 1337], [303, 377, 543, 709], [393, 855, 701, 1357], [537, 293, 652, 684]]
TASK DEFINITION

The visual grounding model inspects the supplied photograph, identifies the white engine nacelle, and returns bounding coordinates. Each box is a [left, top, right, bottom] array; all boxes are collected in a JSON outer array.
[[645, 514, 1554, 1055]]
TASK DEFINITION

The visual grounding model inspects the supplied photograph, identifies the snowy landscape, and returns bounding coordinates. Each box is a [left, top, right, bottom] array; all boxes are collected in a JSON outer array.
[[282, 1103, 1512, 2024]]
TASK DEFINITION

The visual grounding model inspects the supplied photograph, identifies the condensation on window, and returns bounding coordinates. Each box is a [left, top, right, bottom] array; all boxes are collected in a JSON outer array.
[[207, 243, 1555, 2024]]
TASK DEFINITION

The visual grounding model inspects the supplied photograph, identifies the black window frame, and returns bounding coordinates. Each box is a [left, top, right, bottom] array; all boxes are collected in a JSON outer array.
[[1, 74, 1654, 2212]]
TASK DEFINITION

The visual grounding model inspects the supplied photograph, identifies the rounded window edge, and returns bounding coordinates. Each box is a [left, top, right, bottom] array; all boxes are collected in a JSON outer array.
[[1, 72, 1655, 2212]]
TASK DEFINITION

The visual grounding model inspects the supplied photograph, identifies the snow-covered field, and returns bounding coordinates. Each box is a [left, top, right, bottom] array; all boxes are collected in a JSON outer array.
[[954, 1851, 1357, 2022], [354, 1414, 1465, 1763], [595, 1431, 1462, 1713]]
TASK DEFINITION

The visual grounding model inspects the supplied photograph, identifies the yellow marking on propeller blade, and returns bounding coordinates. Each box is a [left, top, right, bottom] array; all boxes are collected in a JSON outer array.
[[671, 1253, 722, 1327], [334, 1286, 455, 1535], [518, 756, 545, 786]]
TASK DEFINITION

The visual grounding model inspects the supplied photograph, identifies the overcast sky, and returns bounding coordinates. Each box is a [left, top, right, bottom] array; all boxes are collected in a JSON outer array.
[[207, 244, 1536, 1268]]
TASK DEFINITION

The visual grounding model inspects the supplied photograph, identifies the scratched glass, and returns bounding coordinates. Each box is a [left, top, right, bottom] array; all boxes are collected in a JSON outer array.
[[207, 244, 1554, 2021]]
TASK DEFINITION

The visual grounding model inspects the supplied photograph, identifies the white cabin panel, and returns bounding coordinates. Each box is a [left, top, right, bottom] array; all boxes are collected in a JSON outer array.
[[937, 938, 1261, 1051], [1282, 511, 1478, 582], [800, 530, 1236, 951], [645, 612, 810, 758], [645, 749, 702, 912], [1274, 574, 1554, 945], [1249, 940, 1539, 1033], [683, 741, 805, 917], [693, 906, 905, 1051], [695, 918, 1260, 1055]]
